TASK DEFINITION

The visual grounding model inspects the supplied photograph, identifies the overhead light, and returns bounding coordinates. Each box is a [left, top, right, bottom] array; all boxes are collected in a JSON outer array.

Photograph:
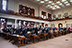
[[45, 3, 48, 5], [54, 5, 57, 7], [61, 5, 65, 7], [61, 0, 66, 2], [37, 0, 40, 1], [47, 5, 50, 6], [52, 7, 56, 10], [52, 3, 55, 5], [56, 1, 60, 4], [59, 3, 63, 5], [70, 0, 72, 2], [48, 1, 52, 3], [64, 1, 68, 4], [40, 1, 44, 3], [66, 3, 70, 6], [50, 6, 53, 8], [45, 0, 49, 1], [56, 6, 60, 8]]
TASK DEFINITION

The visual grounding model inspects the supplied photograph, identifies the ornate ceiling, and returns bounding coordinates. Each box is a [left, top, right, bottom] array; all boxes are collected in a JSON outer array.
[[29, 0, 72, 10]]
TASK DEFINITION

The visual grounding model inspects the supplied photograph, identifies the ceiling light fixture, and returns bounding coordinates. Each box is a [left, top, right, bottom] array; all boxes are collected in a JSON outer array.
[[54, 5, 57, 7], [48, 1, 52, 3], [40, 1, 44, 3], [56, 6, 60, 8], [52, 3, 55, 5], [59, 3, 63, 5], [70, 0, 72, 2], [52, 7, 56, 10], [61, 5, 65, 7], [56, 1, 60, 4], [64, 1, 68, 4], [66, 3, 70, 6], [50, 6, 53, 8], [47, 5, 50, 6], [61, 0, 66, 2]]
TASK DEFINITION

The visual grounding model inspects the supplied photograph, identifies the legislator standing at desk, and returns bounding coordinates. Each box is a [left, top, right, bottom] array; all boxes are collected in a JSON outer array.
[[16, 26, 22, 35], [44, 25, 49, 40], [58, 28, 62, 36], [22, 26, 27, 37]]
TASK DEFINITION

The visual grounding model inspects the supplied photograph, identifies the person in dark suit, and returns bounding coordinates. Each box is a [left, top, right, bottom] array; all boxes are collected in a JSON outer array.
[[44, 28, 48, 33], [44, 24, 49, 34], [53, 28, 56, 32], [41, 26, 44, 33], [12, 26, 16, 34], [6, 26, 12, 34], [2, 28, 7, 33], [22, 25, 24, 31], [16, 26, 22, 35], [58, 28, 62, 32], [22, 26, 27, 36], [63, 27, 67, 34], [44, 24, 49, 40], [27, 26, 31, 31], [35, 25, 38, 35]]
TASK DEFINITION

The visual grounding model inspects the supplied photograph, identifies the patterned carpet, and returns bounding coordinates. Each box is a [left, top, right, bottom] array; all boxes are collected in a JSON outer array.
[[0, 33, 72, 48]]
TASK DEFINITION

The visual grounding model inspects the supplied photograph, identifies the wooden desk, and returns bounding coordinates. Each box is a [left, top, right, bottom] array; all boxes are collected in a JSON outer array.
[[49, 32, 53, 39], [43, 33, 48, 40], [53, 32, 58, 37], [66, 30, 69, 34], [38, 33, 44, 41], [5, 33, 9, 40], [61, 31, 65, 35], [33, 35, 38, 43], [18, 37, 25, 47], [58, 32, 62, 36], [0, 32, 9, 39], [9, 34, 25, 47]]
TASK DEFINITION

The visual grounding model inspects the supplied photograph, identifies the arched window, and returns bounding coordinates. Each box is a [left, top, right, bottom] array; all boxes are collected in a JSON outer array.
[[58, 23, 63, 28]]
